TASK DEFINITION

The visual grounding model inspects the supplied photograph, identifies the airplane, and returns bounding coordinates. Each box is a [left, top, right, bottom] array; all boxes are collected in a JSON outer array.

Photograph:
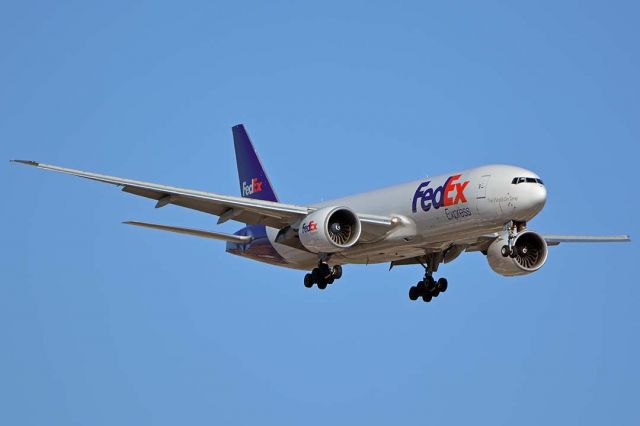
[[12, 124, 631, 303]]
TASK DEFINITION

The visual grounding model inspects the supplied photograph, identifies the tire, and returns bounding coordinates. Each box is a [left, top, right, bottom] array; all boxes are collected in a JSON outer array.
[[331, 265, 343, 280], [437, 278, 448, 293], [311, 268, 321, 282], [422, 294, 432, 303], [317, 280, 328, 290], [409, 286, 419, 301], [319, 264, 331, 278], [327, 277, 335, 284], [425, 276, 436, 289], [431, 289, 440, 298], [304, 273, 314, 288], [501, 245, 510, 257], [416, 280, 426, 292]]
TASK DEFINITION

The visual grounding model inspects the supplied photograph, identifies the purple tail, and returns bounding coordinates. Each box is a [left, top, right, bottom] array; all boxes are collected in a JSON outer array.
[[232, 124, 279, 202]]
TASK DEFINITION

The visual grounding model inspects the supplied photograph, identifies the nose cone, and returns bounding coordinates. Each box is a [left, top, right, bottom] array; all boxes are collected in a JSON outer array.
[[532, 184, 547, 211], [521, 183, 547, 219]]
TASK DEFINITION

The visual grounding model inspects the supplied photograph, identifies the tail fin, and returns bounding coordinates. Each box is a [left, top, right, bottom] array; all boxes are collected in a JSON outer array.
[[232, 124, 279, 202]]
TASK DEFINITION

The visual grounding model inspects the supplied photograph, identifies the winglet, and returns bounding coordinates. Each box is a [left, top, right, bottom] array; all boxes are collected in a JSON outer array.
[[232, 124, 279, 202]]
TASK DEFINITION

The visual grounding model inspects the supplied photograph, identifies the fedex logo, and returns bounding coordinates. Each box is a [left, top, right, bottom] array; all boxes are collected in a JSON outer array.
[[412, 174, 469, 213], [242, 177, 263, 196], [301, 221, 318, 234]]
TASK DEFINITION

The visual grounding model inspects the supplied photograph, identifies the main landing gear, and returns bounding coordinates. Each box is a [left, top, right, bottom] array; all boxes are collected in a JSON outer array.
[[304, 263, 343, 290], [408, 254, 448, 303], [409, 275, 448, 303]]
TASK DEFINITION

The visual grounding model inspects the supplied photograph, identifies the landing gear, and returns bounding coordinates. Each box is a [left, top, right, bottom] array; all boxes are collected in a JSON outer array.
[[303, 262, 343, 289], [409, 276, 448, 303], [501, 221, 527, 257], [408, 255, 449, 303]]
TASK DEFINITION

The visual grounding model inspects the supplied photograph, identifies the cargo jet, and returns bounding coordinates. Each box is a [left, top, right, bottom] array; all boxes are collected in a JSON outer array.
[[12, 125, 631, 303]]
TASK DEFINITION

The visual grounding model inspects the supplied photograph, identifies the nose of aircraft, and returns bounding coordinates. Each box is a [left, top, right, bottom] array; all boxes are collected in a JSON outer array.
[[521, 180, 547, 218], [533, 183, 547, 209]]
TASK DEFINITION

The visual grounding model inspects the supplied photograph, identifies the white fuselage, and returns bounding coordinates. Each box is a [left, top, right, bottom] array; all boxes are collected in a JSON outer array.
[[266, 164, 547, 269]]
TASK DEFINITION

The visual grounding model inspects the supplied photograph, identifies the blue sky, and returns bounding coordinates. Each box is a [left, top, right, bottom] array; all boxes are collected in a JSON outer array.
[[1, 1, 638, 424]]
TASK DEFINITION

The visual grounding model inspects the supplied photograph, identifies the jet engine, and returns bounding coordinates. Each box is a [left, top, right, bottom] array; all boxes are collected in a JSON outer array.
[[486, 230, 548, 276], [298, 206, 362, 253]]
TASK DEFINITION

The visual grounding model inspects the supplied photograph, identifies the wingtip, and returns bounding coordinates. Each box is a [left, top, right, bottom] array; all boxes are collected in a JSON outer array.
[[10, 160, 40, 166]]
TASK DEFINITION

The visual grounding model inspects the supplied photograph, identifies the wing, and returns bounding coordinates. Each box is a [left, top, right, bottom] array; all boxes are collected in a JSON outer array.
[[542, 234, 631, 246], [465, 232, 630, 252], [391, 233, 630, 269], [12, 160, 394, 238]]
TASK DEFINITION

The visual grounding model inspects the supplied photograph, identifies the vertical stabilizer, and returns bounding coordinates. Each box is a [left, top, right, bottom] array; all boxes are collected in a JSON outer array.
[[232, 124, 279, 202]]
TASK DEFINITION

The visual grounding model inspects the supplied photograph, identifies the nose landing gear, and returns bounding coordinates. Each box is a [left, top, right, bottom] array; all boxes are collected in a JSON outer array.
[[304, 263, 343, 290], [501, 220, 527, 257]]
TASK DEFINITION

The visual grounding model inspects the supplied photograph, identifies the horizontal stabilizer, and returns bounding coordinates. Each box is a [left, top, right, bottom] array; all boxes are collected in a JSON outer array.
[[123, 221, 253, 243]]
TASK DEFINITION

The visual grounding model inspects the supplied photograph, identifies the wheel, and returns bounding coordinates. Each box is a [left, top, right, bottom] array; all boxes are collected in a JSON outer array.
[[317, 279, 328, 290], [409, 286, 419, 301], [304, 273, 314, 288], [416, 280, 426, 293], [501, 245, 510, 257], [319, 264, 331, 278], [311, 268, 321, 282], [422, 293, 432, 302], [331, 265, 343, 279], [509, 248, 517, 258], [327, 277, 335, 284], [431, 289, 440, 297], [424, 276, 436, 294], [424, 275, 436, 288], [437, 278, 448, 293]]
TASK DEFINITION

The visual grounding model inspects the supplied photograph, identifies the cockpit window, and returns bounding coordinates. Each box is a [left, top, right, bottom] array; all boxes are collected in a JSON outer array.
[[512, 177, 544, 185]]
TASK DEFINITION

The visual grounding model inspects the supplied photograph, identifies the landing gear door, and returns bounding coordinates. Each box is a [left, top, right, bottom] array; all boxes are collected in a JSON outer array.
[[476, 174, 491, 214]]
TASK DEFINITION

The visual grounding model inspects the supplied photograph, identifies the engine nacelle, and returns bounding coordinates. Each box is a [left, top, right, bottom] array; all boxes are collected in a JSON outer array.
[[298, 206, 362, 253], [487, 230, 548, 276]]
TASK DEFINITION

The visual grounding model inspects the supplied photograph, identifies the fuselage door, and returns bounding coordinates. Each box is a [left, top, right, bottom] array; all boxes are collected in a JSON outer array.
[[477, 174, 491, 199]]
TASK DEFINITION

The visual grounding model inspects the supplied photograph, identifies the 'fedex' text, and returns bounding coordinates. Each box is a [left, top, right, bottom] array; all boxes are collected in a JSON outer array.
[[412, 174, 469, 213], [242, 178, 263, 196]]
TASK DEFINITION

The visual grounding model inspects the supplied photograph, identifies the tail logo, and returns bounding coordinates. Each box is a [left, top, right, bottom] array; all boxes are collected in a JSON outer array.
[[242, 178, 263, 197]]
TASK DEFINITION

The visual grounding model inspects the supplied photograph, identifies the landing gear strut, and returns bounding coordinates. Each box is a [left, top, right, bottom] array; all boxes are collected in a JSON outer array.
[[408, 254, 448, 303], [304, 263, 343, 290]]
